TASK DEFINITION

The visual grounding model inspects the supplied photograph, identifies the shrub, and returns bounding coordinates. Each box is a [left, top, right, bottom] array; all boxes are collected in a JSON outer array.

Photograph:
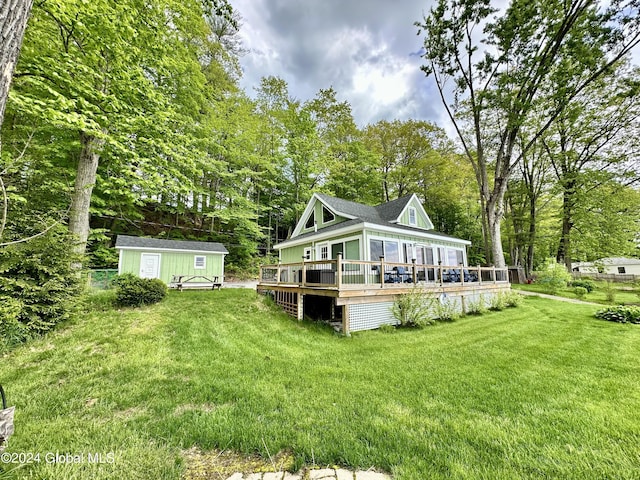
[[595, 306, 640, 324], [113, 274, 167, 307], [434, 295, 461, 322], [573, 286, 588, 300], [391, 287, 437, 327], [571, 279, 595, 293], [466, 294, 488, 315], [603, 281, 617, 304], [489, 292, 506, 311], [502, 290, 523, 307], [535, 258, 572, 294], [0, 227, 83, 349]]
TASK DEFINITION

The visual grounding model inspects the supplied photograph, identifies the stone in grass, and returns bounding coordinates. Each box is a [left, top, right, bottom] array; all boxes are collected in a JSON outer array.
[[283, 473, 303, 480], [263, 473, 284, 480], [245, 474, 263, 480], [225, 474, 244, 480], [355, 471, 392, 480], [336, 469, 355, 480], [309, 469, 337, 479]]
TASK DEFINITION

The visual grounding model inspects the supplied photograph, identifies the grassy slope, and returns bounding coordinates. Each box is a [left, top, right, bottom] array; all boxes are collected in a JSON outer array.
[[1, 290, 639, 479]]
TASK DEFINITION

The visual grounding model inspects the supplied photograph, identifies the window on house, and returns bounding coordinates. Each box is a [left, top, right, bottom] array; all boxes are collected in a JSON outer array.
[[319, 244, 329, 260], [408, 207, 417, 226], [303, 248, 312, 260], [322, 206, 335, 223], [618, 267, 626, 274], [370, 240, 384, 261], [305, 211, 315, 229], [194, 255, 206, 269]]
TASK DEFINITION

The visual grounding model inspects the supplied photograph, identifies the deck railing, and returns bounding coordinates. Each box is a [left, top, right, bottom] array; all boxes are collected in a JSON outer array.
[[259, 254, 509, 289]]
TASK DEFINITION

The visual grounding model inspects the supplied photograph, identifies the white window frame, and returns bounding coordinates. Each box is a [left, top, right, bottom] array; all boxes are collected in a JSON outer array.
[[408, 207, 417, 226], [194, 255, 206, 269], [318, 243, 329, 260], [303, 247, 313, 261]]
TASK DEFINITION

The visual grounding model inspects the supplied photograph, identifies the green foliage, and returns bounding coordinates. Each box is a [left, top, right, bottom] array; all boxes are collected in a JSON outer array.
[[501, 290, 524, 308], [603, 281, 617, 304], [391, 287, 437, 327], [595, 306, 640, 324], [574, 286, 588, 300], [112, 274, 167, 307], [489, 292, 507, 311], [571, 279, 595, 293], [465, 294, 488, 315], [535, 258, 572, 294], [378, 323, 396, 334], [0, 227, 83, 350], [433, 295, 461, 322]]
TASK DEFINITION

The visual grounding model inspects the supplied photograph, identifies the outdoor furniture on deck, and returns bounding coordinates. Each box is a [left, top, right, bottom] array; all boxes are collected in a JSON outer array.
[[385, 266, 413, 283], [169, 275, 222, 291]]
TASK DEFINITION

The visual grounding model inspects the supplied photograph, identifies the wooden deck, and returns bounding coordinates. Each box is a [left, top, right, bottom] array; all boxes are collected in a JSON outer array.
[[258, 256, 510, 333]]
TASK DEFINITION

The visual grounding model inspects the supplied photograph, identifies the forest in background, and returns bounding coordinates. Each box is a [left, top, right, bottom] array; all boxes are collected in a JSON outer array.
[[1, 0, 639, 277]]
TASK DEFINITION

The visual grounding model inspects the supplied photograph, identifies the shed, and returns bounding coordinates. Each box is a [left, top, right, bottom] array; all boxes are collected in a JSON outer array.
[[115, 235, 228, 285]]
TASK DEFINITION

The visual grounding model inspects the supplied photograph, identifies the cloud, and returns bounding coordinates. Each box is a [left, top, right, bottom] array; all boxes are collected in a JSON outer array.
[[233, 0, 446, 127]]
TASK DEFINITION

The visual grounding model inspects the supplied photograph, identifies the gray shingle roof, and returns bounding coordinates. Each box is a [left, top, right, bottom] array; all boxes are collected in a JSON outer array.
[[289, 194, 465, 244], [316, 193, 413, 223], [115, 235, 228, 253]]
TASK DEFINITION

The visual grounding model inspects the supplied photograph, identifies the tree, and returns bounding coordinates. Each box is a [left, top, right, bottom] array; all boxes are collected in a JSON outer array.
[[0, 0, 33, 130], [416, 0, 640, 267], [8, 0, 230, 258], [541, 67, 640, 270]]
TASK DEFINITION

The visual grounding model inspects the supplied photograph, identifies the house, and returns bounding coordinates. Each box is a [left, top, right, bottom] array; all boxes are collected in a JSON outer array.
[[258, 194, 510, 334], [115, 235, 228, 286], [572, 257, 640, 276]]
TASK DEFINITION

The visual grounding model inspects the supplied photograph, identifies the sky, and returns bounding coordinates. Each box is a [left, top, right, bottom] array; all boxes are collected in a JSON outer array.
[[231, 0, 442, 128]]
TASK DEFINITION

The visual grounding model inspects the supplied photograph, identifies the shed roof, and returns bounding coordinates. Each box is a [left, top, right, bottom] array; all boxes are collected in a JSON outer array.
[[115, 235, 228, 254]]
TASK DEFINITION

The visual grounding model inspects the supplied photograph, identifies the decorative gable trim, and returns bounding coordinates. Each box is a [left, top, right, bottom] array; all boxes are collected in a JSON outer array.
[[393, 194, 434, 230], [291, 193, 356, 238]]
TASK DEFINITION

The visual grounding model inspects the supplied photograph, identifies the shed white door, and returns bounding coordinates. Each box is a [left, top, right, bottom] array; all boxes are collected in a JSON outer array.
[[140, 253, 160, 279]]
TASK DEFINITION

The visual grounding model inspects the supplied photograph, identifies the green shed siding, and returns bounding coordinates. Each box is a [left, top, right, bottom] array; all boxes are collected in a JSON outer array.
[[118, 249, 225, 284]]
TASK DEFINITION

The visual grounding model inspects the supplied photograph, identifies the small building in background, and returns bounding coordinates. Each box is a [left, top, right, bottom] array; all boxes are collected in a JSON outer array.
[[572, 257, 640, 275], [115, 235, 228, 284]]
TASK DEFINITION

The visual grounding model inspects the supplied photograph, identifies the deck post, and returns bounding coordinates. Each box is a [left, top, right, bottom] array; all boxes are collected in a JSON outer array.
[[380, 256, 385, 289], [297, 293, 304, 321], [342, 304, 350, 336], [460, 263, 465, 286], [439, 261, 443, 286], [336, 253, 342, 289], [412, 259, 417, 284], [277, 263, 282, 285], [493, 266, 497, 284], [301, 256, 307, 286], [478, 265, 482, 285]]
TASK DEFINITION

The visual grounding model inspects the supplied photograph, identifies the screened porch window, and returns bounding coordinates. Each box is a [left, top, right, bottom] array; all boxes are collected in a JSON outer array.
[[369, 239, 399, 262]]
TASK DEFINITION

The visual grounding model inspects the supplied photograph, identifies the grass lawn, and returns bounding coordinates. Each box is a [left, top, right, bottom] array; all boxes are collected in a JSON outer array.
[[512, 281, 640, 305], [1, 289, 640, 479]]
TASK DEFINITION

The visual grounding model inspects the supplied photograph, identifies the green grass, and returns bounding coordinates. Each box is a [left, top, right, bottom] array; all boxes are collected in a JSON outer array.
[[2, 290, 640, 479], [513, 281, 640, 305]]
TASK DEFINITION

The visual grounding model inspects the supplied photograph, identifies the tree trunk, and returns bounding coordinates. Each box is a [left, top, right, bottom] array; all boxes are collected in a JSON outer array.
[[557, 181, 575, 271], [68, 132, 103, 255], [485, 178, 508, 268], [0, 0, 33, 130]]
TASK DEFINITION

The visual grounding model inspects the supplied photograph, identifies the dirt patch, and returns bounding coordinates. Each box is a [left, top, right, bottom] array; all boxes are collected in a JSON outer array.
[[182, 447, 294, 480]]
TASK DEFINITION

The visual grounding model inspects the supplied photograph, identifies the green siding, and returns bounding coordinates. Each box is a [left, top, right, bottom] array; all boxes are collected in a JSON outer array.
[[398, 197, 430, 229], [281, 244, 309, 264], [119, 249, 225, 284]]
